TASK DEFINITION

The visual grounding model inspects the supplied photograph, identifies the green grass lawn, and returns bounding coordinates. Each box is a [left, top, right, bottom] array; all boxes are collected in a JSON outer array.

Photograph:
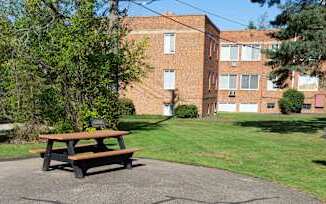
[[1, 113, 326, 200]]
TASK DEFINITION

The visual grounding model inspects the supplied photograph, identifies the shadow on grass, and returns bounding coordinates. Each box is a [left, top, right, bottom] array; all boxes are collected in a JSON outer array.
[[235, 117, 326, 134], [312, 160, 326, 167], [118, 116, 172, 131]]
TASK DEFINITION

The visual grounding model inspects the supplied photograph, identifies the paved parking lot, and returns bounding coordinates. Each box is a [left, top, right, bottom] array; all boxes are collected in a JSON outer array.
[[0, 158, 321, 204]]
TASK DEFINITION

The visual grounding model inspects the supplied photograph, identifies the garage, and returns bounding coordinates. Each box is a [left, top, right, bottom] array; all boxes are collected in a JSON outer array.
[[218, 103, 237, 112], [239, 104, 258, 112]]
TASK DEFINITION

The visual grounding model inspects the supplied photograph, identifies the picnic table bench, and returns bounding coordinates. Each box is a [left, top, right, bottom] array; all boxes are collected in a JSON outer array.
[[30, 130, 140, 178]]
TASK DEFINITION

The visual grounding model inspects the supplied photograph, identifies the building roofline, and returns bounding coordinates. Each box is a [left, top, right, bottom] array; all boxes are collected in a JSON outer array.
[[221, 29, 279, 32], [127, 14, 206, 18], [204, 15, 220, 32], [127, 14, 220, 32]]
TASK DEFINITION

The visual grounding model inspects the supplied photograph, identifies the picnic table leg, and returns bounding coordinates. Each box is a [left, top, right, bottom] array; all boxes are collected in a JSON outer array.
[[95, 138, 107, 151], [42, 140, 54, 171], [117, 136, 126, 149], [117, 136, 132, 169], [67, 140, 85, 178]]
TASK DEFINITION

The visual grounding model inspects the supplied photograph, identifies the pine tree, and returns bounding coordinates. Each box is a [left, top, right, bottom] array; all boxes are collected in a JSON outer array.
[[251, 0, 326, 86]]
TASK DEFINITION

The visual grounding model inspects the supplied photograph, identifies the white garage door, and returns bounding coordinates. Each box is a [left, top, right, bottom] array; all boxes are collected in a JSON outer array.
[[239, 104, 258, 112], [218, 103, 236, 112]]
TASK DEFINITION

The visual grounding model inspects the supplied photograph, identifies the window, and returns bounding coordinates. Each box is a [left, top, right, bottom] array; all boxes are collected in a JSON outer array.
[[270, 43, 280, 51], [208, 72, 212, 90], [315, 94, 325, 108], [163, 104, 174, 116], [164, 33, 176, 54], [215, 73, 219, 90], [267, 103, 275, 109], [209, 39, 213, 58], [241, 75, 259, 90], [219, 74, 237, 90], [216, 43, 219, 60], [239, 104, 258, 112], [241, 44, 261, 61], [267, 79, 281, 91], [298, 75, 319, 91], [218, 103, 236, 112], [220, 44, 239, 61], [303, 104, 312, 110], [163, 69, 175, 90]]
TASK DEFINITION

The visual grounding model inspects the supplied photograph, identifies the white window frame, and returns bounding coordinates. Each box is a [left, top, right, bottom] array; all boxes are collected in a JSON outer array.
[[208, 72, 212, 90], [209, 39, 213, 58], [267, 79, 281, 91], [241, 44, 261, 61], [219, 74, 237, 90], [239, 104, 259, 112], [163, 104, 174, 116], [216, 43, 219, 60], [270, 43, 280, 51], [240, 74, 260, 90], [298, 75, 319, 91], [218, 103, 237, 112], [163, 69, 176, 90], [215, 73, 219, 90], [164, 33, 176, 54], [220, 44, 239, 61]]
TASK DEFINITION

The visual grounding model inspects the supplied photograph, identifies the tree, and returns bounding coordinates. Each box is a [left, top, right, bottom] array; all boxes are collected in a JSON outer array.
[[251, 0, 326, 86], [247, 20, 257, 29], [0, 0, 150, 131], [257, 11, 270, 29], [247, 12, 271, 30]]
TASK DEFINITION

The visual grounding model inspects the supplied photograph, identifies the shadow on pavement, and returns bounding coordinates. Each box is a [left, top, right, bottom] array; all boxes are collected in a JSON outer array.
[[21, 197, 63, 204], [47, 161, 145, 176], [152, 195, 279, 204]]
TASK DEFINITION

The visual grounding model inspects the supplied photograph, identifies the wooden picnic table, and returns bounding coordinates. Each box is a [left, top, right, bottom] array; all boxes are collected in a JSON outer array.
[[31, 130, 139, 178]]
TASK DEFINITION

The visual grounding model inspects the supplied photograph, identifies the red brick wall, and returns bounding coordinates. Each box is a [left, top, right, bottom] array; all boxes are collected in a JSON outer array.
[[123, 15, 218, 116]]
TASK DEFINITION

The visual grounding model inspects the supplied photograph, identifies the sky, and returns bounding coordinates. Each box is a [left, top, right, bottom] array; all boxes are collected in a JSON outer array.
[[119, 0, 281, 30]]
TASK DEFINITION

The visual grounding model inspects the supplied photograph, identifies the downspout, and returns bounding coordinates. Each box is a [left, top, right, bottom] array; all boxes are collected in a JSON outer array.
[[292, 33, 297, 89]]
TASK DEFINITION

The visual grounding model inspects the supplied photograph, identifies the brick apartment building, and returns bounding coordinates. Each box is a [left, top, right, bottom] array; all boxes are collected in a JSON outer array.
[[219, 30, 326, 113], [123, 15, 219, 116], [123, 14, 326, 116]]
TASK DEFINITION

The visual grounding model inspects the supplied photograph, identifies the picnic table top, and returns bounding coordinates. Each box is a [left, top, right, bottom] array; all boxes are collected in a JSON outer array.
[[39, 130, 129, 141]]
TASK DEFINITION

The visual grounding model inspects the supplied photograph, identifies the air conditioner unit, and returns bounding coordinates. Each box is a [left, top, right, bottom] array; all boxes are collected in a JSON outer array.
[[228, 90, 236, 97], [231, 61, 238, 67]]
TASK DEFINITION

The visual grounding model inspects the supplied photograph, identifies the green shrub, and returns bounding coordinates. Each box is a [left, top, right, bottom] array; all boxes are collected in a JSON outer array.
[[175, 104, 198, 118], [53, 120, 74, 134], [38, 87, 64, 124], [278, 89, 304, 114], [278, 98, 291, 114], [119, 98, 136, 116], [8, 122, 49, 144], [80, 107, 99, 130], [94, 95, 121, 129]]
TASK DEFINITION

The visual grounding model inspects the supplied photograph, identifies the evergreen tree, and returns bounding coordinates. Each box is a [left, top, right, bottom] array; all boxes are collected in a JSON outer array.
[[247, 20, 257, 29], [251, 0, 326, 86]]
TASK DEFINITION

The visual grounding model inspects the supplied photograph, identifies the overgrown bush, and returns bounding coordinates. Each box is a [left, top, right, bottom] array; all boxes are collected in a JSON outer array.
[[278, 89, 305, 114], [175, 105, 198, 118], [94, 95, 121, 129], [278, 98, 291, 114], [8, 122, 49, 144], [0, 1, 150, 140], [119, 98, 136, 116], [38, 87, 64, 124]]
